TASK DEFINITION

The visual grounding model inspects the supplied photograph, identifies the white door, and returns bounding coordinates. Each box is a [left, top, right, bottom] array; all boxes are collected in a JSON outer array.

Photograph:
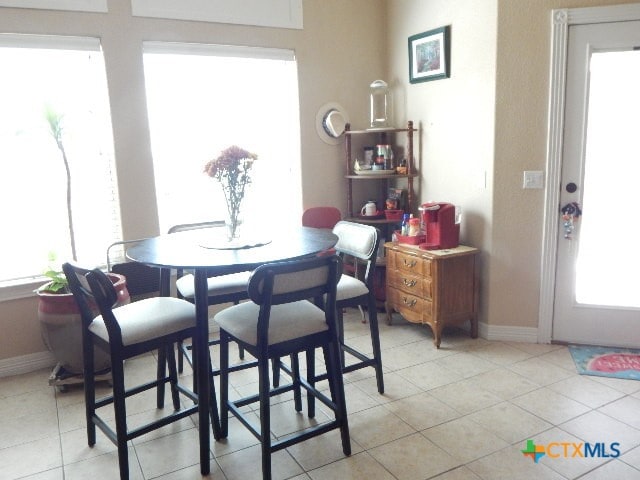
[[553, 21, 640, 348]]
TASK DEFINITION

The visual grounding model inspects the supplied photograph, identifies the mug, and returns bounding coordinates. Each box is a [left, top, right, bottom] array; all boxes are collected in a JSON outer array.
[[361, 201, 377, 216]]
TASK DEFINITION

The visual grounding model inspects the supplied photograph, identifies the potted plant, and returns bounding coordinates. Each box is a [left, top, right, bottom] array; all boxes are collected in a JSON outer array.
[[37, 256, 130, 385], [35, 107, 129, 387]]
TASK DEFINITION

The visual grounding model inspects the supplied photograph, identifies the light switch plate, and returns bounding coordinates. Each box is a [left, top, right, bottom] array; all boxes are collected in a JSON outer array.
[[523, 170, 544, 189]]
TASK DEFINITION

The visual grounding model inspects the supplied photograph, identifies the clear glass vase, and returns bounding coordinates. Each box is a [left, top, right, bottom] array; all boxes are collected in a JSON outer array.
[[225, 207, 243, 240]]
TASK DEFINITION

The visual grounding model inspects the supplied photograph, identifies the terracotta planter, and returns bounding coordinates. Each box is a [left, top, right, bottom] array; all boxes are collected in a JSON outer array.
[[38, 273, 130, 375]]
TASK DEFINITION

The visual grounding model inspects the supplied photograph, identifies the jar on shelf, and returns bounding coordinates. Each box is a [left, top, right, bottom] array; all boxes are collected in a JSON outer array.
[[376, 144, 394, 170], [369, 79, 391, 128], [409, 217, 420, 236]]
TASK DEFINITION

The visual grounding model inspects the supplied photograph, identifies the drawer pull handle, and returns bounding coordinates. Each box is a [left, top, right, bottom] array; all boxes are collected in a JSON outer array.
[[403, 258, 417, 268], [402, 297, 417, 307], [403, 279, 417, 287]]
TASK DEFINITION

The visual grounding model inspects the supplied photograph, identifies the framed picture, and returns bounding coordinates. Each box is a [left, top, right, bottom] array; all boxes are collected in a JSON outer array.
[[408, 26, 450, 84]]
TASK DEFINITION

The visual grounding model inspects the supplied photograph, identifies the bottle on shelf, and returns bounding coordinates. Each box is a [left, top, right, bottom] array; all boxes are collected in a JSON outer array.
[[409, 216, 420, 236], [401, 213, 410, 236]]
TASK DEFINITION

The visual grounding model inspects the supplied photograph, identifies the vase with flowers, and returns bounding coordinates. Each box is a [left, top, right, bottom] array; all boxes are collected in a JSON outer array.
[[204, 145, 258, 240]]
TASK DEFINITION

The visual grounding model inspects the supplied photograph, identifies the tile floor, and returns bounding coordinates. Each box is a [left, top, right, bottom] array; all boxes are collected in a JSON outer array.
[[2, 310, 640, 480]]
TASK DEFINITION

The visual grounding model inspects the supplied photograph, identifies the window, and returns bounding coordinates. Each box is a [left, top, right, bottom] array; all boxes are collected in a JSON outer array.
[[132, 0, 302, 29], [0, 0, 107, 12], [0, 34, 121, 285], [143, 42, 302, 233]]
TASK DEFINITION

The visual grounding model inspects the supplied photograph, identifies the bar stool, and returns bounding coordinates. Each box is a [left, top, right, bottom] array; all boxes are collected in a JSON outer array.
[[214, 255, 350, 480]]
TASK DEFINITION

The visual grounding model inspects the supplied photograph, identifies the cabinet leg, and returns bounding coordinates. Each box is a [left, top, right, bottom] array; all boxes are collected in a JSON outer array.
[[384, 302, 393, 325], [432, 323, 442, 349], [470, 315, 478, 339]]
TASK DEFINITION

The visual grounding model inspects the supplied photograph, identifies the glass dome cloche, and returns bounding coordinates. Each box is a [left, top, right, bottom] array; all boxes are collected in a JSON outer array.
[[369, 79, 392, 129]]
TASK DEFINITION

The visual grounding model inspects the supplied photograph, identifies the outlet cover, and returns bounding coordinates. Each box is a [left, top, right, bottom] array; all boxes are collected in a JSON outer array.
[[523, 170, 544, 189]]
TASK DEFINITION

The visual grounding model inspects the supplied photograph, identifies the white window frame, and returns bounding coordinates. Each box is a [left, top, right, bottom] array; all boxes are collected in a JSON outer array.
[[132, 0, 303, 29], [0, 0, 107, 12]]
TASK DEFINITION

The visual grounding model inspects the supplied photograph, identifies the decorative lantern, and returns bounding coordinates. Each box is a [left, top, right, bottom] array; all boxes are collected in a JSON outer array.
[[369, 79, 391, 128]]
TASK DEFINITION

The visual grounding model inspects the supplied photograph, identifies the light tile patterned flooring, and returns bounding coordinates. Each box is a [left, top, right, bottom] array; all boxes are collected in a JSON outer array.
[[2, 310, 640, 480]]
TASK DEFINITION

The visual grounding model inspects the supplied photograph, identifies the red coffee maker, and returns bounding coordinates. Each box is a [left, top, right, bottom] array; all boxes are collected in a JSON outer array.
[[419, 202, 460, 250]]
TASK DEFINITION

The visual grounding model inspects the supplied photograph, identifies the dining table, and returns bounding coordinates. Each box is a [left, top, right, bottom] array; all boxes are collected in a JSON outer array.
[[126, 225, 338, 475]]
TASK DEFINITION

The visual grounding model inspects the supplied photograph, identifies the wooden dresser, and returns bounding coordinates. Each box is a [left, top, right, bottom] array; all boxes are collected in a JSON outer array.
[[384, 242, 479, 348]]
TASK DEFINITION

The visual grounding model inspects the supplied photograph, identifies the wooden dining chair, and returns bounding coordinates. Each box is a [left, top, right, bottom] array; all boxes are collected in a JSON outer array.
[[214, 255, 350, 480], [62, 262, 217, 480]]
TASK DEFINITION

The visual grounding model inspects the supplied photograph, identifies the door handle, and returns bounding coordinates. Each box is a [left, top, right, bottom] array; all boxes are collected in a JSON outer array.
[[403, 278, 417, 287], [403, 258, 417, 268], [402, 296, 417, 307]]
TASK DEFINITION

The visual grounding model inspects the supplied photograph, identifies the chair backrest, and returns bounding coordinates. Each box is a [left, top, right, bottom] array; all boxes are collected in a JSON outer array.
[[302, 207, 342, 229], [62, 262, 98, 329], [248, 254, 342, 307], [332, 221, 379, 261], [332, 221, 380, 287], [168, 221, 227, 282], [247, 255, 342, 348], [168, 220, 225, 234], [106, 239, 160, 298], [63, 262, 123, 344]]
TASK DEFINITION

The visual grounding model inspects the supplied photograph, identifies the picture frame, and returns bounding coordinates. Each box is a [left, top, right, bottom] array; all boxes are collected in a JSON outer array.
[[408, 26, 450, 84]]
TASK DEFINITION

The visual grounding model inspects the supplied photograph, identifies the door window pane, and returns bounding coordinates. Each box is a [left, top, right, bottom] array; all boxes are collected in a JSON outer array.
[[576, 50, 640, 307]]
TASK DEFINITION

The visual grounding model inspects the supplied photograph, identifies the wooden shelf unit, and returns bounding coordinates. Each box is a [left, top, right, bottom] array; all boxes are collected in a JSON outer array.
[[344, 121, 418, 223]]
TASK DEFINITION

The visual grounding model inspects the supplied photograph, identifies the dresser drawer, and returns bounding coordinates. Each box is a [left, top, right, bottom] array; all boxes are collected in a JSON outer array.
[[387, 269, 432, 299], [387, 287, 432, 323], [389, 250, 432, 277]]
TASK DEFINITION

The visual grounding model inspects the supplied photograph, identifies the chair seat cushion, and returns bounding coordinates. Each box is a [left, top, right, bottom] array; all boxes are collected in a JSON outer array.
[[89, 297, 196, 346], [336, 274, 369, 301], [214, 300, 328, 347], [175, 272, 250, 299]]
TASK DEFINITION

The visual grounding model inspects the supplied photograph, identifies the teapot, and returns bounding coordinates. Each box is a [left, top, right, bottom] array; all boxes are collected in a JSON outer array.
[[361, 201, 377, 216]]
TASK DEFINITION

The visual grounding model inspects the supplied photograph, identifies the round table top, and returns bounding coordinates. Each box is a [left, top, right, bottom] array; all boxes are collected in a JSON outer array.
[[126, 225, 338, 274]]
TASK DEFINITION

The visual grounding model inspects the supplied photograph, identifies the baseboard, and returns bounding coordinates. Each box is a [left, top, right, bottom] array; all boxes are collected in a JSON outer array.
[[0, 351, 56, 378], [478, 322, 539, 343]]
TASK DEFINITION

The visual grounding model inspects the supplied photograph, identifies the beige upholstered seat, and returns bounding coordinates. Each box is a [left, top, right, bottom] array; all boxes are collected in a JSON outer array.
[[174, 271, 250, 299], [215, 300, 329, 346], [88, 296, 195, 346], [335, 273, 370, 300]]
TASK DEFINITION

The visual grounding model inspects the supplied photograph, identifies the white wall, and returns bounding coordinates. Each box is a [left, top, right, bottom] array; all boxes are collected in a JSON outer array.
[[387, 0, 497, 328]]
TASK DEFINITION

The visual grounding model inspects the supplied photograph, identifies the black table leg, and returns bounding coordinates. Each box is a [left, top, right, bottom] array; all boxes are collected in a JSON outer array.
[[194, 269, 211, 475]]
